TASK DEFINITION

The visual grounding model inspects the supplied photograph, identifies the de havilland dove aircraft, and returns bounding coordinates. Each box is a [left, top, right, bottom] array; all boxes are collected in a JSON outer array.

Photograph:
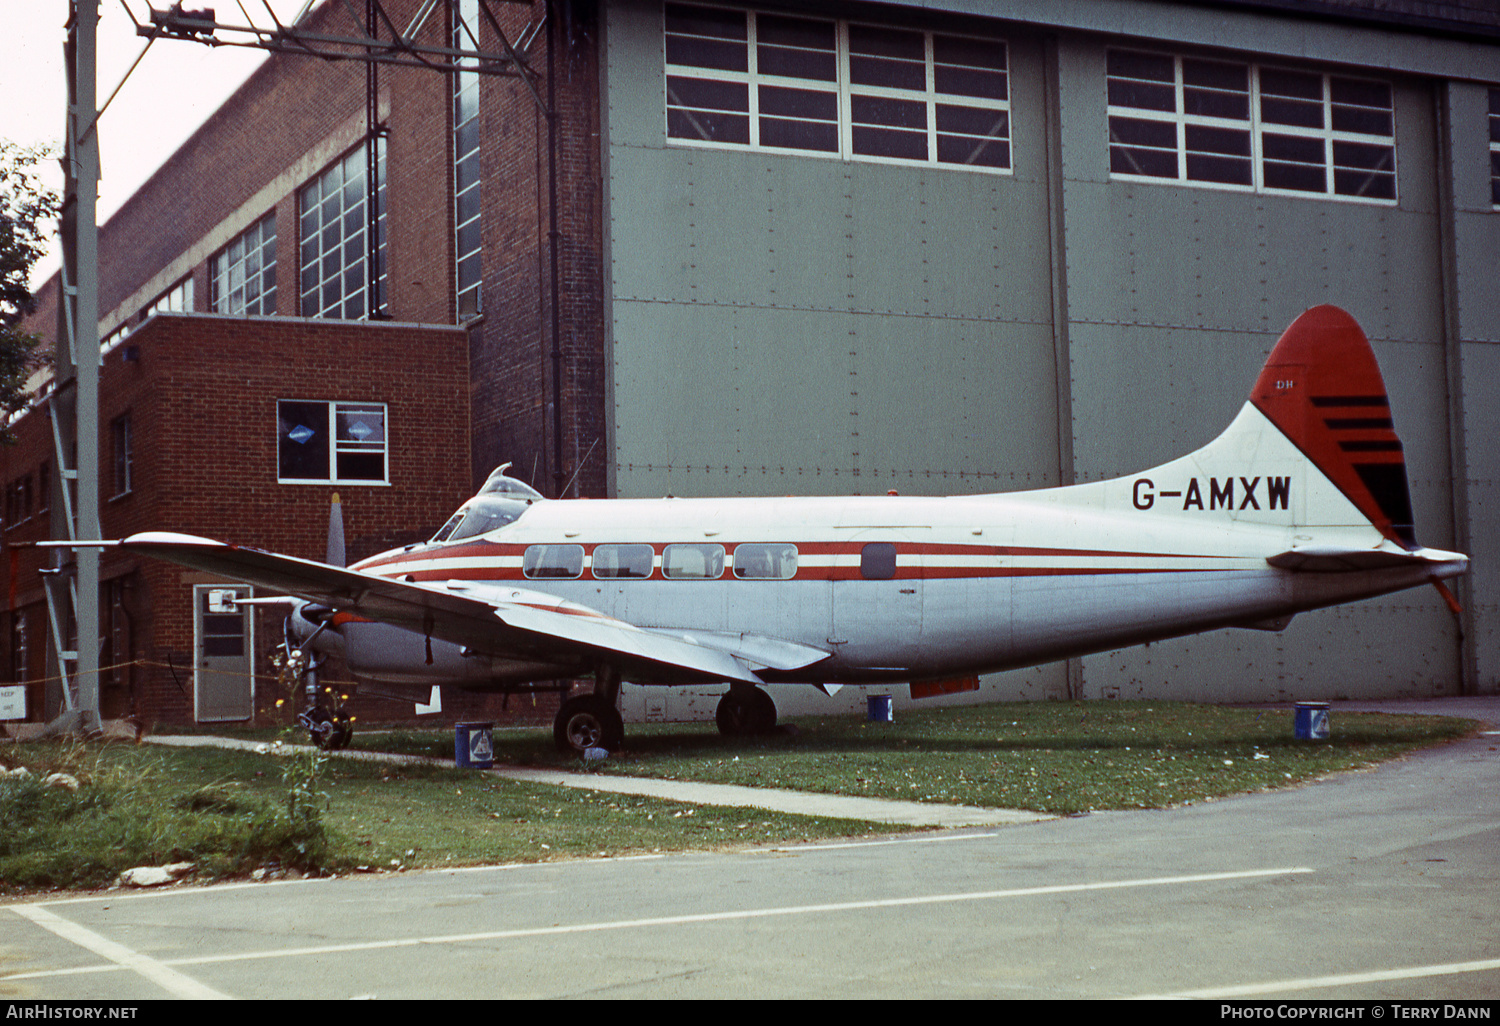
[[114, 306, 1467, 752]]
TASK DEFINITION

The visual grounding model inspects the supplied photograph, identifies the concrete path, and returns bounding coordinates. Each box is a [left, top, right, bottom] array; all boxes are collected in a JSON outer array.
[[143, 734, 1049, 828]]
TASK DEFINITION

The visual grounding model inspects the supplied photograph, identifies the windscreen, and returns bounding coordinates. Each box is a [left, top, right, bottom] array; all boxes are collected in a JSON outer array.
[[430, 496, 530, 543]]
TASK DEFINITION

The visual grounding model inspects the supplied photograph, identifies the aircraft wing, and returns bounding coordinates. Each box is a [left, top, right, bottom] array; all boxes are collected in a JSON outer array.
[[120, 532, 786, 686]]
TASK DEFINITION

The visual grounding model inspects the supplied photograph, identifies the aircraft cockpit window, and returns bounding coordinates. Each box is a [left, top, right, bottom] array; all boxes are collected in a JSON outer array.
[[591, 543, 656, 579], [430, 496, 531, 543], [732, 543, 798, 579], [523, 544, 585, 579], [431, 510, 466, 544], [662, 543, 725, 580]]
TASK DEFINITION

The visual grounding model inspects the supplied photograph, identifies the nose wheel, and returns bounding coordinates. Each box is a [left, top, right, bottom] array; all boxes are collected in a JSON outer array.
[[300, 704, 353, 751]]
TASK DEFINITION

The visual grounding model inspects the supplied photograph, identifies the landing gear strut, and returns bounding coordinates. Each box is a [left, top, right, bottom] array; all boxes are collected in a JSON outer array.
[[553, 667, 624, 753], [274, 616, 353, 751], [716, 684, 777, 736]]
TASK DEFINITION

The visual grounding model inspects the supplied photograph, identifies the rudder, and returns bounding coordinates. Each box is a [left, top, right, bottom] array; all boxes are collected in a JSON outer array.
[[1248, 306, 1416, 548]]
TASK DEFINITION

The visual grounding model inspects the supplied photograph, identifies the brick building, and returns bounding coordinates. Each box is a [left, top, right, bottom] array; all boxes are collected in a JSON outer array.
[[9, 0, 1500, 729], [2, 315, 473, 726]]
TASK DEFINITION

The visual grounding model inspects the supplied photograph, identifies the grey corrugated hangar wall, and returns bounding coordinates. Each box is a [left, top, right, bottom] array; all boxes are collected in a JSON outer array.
[[598, 0, 1499, 712]]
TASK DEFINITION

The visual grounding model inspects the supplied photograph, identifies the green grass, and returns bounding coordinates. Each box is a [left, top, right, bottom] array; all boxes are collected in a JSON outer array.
[[356, 700, 1480, 815], [0, 735, 880, 898], [0, 701, 1477, 897]]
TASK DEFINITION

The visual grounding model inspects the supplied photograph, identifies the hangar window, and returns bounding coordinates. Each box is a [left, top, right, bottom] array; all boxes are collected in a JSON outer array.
[[665, 3, 1010, 173], [524, 544, 585, 580], [1490, 89, 1500, 208], [277, 400, 388, 485], [732, 543, 797, 579], [662, 543, 725, 579], [1108, 49, 1396, 203], [210, 214, 277, 317], [298, 141, 388, 321], [591, 543, 656, 579], [453, 0, 483, 318], [146, 276, 194, 317]]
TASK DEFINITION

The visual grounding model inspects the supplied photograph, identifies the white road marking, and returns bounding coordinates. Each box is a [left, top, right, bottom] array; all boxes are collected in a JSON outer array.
[[1140, 957, 1500, 999], [10, 904, 233, 1000], [2, 867, 1311, 984]]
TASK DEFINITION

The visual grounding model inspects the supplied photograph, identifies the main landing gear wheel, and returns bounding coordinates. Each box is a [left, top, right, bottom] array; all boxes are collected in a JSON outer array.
[[716, 685, 777, 736], [554, 695, 625, 753]]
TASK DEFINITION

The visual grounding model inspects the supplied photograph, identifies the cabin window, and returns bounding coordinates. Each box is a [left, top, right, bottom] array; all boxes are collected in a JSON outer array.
[[665, 3, 1010, 173], [523, 544, 585, 579], [662, 543, 725, 579], [732, 543, 798, 579], [1107, 49, 1396, 203], [277, 400, 388, 485], [860, 542, 898, 580], [591, 543, 656, 579]]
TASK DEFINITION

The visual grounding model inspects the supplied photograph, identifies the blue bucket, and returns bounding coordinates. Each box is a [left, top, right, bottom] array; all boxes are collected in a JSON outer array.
[[867, 695, 893, 722], [1293, 702, 1330, 740], [455, 721, 495, 768]]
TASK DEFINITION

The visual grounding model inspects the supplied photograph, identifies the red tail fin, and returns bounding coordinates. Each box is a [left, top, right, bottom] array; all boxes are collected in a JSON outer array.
[[1250, 306, 1416, 547]]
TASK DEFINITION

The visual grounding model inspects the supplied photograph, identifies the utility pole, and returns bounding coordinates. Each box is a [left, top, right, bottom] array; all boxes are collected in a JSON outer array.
[[45, 0, 103, 733], [40, 2, 552, 731]]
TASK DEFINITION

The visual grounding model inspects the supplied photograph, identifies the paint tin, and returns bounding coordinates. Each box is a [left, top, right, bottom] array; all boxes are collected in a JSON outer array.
[[867, 695, 893, 722], [455, 721, 495, 768], [1293, 702, 1330, 740]]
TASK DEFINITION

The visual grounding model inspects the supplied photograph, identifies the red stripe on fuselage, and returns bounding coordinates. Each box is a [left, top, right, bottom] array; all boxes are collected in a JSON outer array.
[[359, 540, 1246, 584]]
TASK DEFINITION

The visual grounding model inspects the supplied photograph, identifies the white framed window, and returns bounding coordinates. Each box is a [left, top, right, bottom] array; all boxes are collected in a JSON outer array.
[[111, 414, 133, 498], [298, 142, 388, 320], [277, 400, 388, 484], [1489, 88, 1499, 209], [453, 0, 483, 319], [211, 214, 277, 316], [664, 3, 1011, 173], [1107, 49, 1397, 203]]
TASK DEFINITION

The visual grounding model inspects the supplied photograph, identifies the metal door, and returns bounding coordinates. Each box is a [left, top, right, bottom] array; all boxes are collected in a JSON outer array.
[[194, 585, 253, 722], [832, 533, 923, 672]]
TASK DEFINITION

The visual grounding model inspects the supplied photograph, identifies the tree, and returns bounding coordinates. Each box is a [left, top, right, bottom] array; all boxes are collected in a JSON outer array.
[[0, 140, 60, 440]]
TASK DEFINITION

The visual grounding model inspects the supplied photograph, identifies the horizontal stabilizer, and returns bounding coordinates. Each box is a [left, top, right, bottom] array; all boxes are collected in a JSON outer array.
[[1267, 545, 1467, 576]]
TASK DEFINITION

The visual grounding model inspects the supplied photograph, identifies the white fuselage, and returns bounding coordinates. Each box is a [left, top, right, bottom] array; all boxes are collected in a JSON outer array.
[[333, 481, 1447, 688]]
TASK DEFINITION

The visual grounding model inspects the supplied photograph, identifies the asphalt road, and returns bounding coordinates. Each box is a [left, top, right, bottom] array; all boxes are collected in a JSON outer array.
[[2, 699, 1497, 1001]]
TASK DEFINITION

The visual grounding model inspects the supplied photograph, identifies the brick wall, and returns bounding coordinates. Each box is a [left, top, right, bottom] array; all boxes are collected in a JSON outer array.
[[0, 313, 476, 727], [467, 1, 609, 500], [27, 1, 611, 507]]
